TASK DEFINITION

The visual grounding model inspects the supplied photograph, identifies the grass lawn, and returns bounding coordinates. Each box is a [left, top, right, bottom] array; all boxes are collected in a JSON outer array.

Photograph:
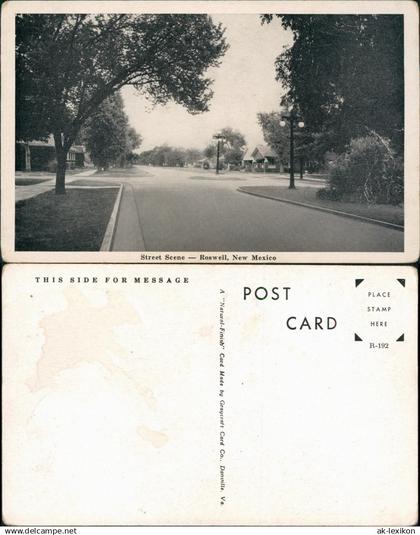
[[239, 186, 404, 227], [15, 188, 118, 251], [69, 179, 120, 187], [16, 178, 51, 186], [93, 166, 151, 178]]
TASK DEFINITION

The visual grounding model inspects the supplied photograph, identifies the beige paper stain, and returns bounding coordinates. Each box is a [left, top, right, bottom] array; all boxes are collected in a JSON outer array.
[[28, 289, 157, 408], [137, 425, 169, 448]]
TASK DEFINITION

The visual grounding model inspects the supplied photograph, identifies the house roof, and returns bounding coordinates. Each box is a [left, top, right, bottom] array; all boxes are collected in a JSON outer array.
[[27, 138, 55, 147], [242, 145, 278, 162], [242, 148, 254, 161], [253, 145, 278, 159], [18, 136, 85, 153]]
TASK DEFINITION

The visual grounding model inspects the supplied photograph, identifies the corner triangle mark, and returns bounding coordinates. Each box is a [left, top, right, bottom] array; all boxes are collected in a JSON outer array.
[[354, 333, 363, 341], [396, 333, 404, 342], [397, 279, 406, 287], [355, 279, 364, 287]]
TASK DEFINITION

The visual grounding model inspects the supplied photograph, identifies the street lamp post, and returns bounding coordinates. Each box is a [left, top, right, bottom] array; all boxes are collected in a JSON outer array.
[[213, 133, 226, 175], [280, 106, 304, 189]]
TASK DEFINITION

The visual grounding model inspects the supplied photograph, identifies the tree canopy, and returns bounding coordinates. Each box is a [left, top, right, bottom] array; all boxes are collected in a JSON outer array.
[[16, 14, 228, 192], [257, 112, 290, 164], [204, 127, 246, 165], [258, 110, 326, 170], [137, 145, 199, 167], [261, 15, 404, 154]]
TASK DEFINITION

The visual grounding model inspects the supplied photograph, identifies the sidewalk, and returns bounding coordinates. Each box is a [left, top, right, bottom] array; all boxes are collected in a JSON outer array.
[[15, 168, 98, 202]]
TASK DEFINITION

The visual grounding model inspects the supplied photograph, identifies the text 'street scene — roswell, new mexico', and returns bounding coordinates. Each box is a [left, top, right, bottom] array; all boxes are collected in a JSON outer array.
[[2, 1, 419, 262]]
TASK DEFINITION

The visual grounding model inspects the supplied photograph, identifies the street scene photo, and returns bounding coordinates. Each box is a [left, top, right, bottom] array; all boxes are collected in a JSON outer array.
[[14, 12, 404, 252]]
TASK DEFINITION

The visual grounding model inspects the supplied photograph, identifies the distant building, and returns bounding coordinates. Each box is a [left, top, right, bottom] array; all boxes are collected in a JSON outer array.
[[195, 158, 210, 169], [242, 148, 254, 169], [242, 145, 283, 172], [16, 135, 86, 172]]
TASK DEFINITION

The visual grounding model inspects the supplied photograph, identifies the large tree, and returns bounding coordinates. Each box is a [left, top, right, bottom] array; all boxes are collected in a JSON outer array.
[[138, 145, 187, 167], [204, 127, 246, 165], [261, 15, 404, 154], [82, 92, 141, 170], [16, 14, 228, 193], [257, 112, 289, 165], [184, 148, 203, 166], [257, 110, 325, 171], [120, 127, 143, 167]]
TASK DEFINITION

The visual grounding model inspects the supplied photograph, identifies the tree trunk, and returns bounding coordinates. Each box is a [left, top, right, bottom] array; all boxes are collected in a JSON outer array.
[[24, 143, 31, 171], [53, 133, 69, 195], [55, 150, 67, 194]]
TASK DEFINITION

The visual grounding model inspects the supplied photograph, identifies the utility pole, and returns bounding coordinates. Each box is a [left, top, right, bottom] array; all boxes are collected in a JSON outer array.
[[213, 133, 226, 175], [280, 106, 305, 189], [289, 113, 295, 188]]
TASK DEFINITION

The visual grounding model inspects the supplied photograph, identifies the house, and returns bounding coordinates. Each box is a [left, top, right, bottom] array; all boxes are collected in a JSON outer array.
[[71, 145, 86, 168], [242, 148, 254, 169], [242, 144, 283, 172], [16, 135, 86, 172]]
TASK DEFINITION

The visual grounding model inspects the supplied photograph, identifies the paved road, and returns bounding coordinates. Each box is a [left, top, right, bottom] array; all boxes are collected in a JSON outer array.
[[107, 166, 403, 252]]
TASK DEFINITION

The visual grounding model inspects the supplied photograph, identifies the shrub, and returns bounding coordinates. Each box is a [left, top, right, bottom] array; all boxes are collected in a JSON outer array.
[[320, 134, 403, 205], [316, 187, 342, 201]]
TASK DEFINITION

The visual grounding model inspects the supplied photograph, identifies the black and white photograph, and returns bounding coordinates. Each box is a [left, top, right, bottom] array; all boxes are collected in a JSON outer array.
[[1, 1, 419, 262]]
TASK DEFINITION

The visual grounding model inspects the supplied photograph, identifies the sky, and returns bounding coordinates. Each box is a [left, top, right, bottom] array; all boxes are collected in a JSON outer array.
[[121, 15, 293, 152]]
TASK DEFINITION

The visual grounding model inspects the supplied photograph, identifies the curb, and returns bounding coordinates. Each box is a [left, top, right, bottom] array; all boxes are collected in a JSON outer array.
[[100, 184, 124, 251], [67, 185, 119, 189], [237, 187, 404, 232]]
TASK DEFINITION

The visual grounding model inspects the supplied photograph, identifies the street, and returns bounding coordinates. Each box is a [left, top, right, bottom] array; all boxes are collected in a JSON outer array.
[[96, 166, 404, 252]]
